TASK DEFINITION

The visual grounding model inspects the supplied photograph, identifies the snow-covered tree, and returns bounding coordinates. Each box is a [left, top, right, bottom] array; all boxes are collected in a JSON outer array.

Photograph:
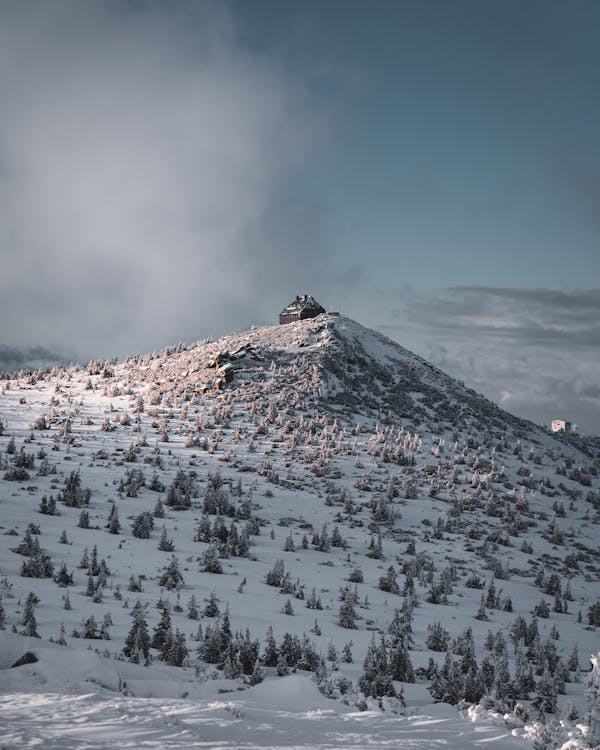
[[586, 651, 600, 746], [123, 601, 151, 665], [21, 592, 39, 637]]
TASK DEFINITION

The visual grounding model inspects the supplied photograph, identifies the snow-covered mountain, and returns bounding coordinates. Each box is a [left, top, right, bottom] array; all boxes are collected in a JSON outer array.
[[1, 314, 599, 749]]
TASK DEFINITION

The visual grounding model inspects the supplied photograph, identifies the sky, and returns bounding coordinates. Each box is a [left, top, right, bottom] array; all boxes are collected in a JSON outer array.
[[0, 0, 599, 433]]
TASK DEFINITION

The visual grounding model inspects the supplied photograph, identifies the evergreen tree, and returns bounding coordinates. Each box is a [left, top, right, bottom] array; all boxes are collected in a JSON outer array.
[[222, 644, 243, 679], [512, 645, 535, 699], [151, 602, 173, 651], [262, 625, 278, 667], [283, 531, 295, 552], [56, 622, 67, 645], [131, 512, 154, 539], [203, 591, 220, 618], [276, 653, 289, 676], [568, 643, 579, 672], [106, 501, 121, 534], [158, 556, 184, 590], [200, 544, 223, 574], [342, 641, 353, 663], [587, 651, 600, 747], [158, 526, 175, 552], [187, 595, 199, 620], [378, 566, 400, 594], [389, 637, 415, 682], [53, 561, 73, 587], [306, 588, 323, 610], [358, 636, 396, 698], [59, 469, 91, 508], [85, 568, 95, 597], [21, 592, 39, 637], [430, 651, 463, 705], [198, 622, 225, 664], [533, 668, 558, 714], [337, 592, 357, 629], [82, 614, 100, 639], [123, 601, 151, 665], [164, 629, 188, 667], [249, 661, 265, 685], [426, 622, 449, 652], [475, 594, 489, 621]]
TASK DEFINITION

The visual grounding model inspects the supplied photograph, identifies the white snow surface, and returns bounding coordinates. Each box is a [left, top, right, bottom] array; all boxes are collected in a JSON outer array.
[[0, 631, 529, 749], [0, 315, 599, 748]]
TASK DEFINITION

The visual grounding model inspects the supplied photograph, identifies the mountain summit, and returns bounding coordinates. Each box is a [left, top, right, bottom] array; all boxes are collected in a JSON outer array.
[[112, 314, 542, 438]]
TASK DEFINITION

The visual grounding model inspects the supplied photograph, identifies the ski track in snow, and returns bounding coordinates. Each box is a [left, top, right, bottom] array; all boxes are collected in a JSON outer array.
[[0, 691, 528, 749]]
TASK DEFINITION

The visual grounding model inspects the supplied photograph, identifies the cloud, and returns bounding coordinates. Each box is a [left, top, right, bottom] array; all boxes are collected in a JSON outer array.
[[399, 286, 600, 347], [0, 345, 68, 373], [0, 1, 329, 360], [385, 286, 600, 434]]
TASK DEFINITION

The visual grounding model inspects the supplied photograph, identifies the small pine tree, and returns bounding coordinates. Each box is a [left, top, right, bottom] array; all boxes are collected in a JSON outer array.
[[152, 602, 173, 652], [283, 531, 295, 552], [123, 601, 151, 665], [187, 595, 199, 620], [153, 497, 165, 518], [164, 629, 188, 667], [21, 592, 40, 637], [337, 592, 357, 629], [475, 595, 489, 621], [262, 625, 278, 667], [158, 556, 184, 590], [276, 653, 289, 676], [203, 591, 220, 618], [158, 526, 175, 552], [131, 512, 154, 539], [426, 622, 449, 652], [378, 566, 400, 594], [359, 636, 396, 698], [587, 651, 600, 746], [107, 503, 121, 534], [200, 544, 223, 574], [342, 641, 353, 663]]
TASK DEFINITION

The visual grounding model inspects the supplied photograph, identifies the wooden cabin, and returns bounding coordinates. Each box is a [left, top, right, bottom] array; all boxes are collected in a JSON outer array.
[[279, 295, 326, 325]]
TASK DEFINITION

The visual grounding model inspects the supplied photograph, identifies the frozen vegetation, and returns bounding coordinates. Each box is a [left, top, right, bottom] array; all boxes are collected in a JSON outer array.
[[0, 314, 599, 749]]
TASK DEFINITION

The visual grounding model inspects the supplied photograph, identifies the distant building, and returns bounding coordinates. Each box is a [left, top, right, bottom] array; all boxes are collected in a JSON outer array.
[[279, 295, 326, 325], [551, 419, 572, 433]]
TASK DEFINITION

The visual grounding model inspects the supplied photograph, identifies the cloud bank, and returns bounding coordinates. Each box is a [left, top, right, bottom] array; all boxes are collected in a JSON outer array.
[[383, 286, 600, 434], [0, 1, 329, 360]]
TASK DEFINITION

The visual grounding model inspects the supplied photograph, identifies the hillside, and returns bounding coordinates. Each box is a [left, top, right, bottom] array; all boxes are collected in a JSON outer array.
[[0, 314, 599, 749]]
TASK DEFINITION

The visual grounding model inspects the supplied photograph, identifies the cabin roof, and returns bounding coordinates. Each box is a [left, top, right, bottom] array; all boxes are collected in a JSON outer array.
[[280, 294, 325, 316]]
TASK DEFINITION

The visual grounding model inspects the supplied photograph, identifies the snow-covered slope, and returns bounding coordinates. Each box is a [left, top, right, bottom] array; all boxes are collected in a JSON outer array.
[[0, 314, 598, 749]]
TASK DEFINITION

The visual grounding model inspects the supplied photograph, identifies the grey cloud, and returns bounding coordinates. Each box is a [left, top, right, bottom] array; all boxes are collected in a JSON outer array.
[[400, 286, 600, 348], [0, 1, 330, 361], [447, 286, 600, 311], [385, 286, 600, 434], [0, 345, 68, 373]]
